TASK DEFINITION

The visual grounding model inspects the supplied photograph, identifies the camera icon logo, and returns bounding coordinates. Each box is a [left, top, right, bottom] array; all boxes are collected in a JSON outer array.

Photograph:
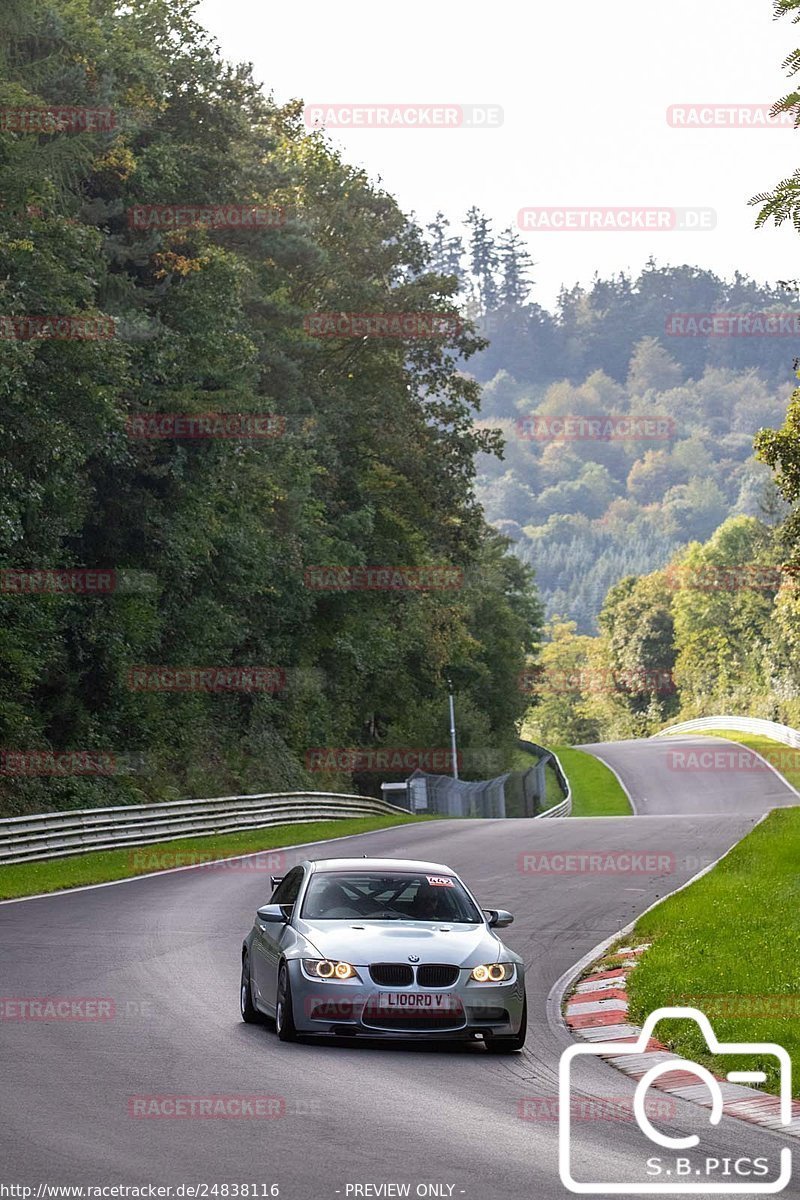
[[559, 1006, 793, 1194]]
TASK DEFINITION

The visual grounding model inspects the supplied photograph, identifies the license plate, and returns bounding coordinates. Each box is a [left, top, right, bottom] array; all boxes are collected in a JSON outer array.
[[372, 992, 461, 1012]]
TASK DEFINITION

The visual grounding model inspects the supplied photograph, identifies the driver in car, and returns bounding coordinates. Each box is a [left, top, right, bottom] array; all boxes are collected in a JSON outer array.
[[312, 878, 358, 919], [412, 879, 445, 921]]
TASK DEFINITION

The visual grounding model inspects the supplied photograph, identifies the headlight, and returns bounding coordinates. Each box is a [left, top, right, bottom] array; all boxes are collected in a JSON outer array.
[[470, 963, 514, 983], [302, 958, 358, 981]]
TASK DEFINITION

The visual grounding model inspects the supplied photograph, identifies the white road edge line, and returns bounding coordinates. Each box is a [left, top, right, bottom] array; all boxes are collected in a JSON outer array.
[[0, 819, 424, 907], [544, 810, 798, 1142], [545, 809, 769, 1044], [578, 746, 638, 816], [657, 732, 800, 803]]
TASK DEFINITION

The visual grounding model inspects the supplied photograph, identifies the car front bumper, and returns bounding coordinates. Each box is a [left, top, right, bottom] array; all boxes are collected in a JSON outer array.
[[288, 960, 526, 1038]]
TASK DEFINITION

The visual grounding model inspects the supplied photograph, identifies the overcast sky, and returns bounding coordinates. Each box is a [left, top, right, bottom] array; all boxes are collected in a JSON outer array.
[[196, 0, 799, 307]]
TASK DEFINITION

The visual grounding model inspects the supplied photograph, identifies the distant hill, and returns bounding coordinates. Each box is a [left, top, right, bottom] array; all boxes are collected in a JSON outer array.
[[474, 351, 789, 633], [426, 217, 796, 632]]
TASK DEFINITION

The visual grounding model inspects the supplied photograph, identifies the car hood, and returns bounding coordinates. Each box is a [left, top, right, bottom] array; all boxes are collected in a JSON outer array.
[[294, 919, 503, 967]]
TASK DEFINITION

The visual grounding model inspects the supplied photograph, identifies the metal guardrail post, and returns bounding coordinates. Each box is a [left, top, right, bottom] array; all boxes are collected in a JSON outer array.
[[516, 739, 572, 818], [0, 791, 408, 865], [0, 743, 582, 862]]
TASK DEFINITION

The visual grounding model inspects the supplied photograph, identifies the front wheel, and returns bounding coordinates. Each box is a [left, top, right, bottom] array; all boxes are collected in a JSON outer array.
[[240, 952, 264, 1024], [485, 995, 527, 1054], [275, 962, 298, 1042]]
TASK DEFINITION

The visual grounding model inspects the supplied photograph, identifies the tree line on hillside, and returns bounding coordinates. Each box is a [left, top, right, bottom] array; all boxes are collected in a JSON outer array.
[[0, 0, 542, 816], [474, 340, 790, 632], [521, 0, 800, 741], [426, 212, 799, 388], [424, 213, 798, 633], [523, 514, 800, 746]]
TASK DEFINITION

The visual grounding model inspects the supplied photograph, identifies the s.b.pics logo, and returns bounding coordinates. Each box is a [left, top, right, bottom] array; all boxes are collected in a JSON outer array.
[[559, 1007, 793, 1194]]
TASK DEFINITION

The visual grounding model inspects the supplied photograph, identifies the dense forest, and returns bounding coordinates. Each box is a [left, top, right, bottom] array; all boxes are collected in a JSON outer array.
[[516, 24, 800, 742], [427, 213, 798, 389], [0, 0, 543, 815], [479, 348, 790, 632], [523, 512, 800, 746], [426, 212, 798, 630], [518, 0, 800, 741], [7, 0, 800, 818]]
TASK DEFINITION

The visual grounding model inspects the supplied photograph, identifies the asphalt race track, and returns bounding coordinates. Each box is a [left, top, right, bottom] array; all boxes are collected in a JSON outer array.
[[1, 735, 798, 1199], [582, 734, 800, 815]]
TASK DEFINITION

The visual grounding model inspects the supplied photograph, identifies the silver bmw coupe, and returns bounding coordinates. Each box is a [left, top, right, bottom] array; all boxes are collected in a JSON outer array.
[[240, 856, 527, 1052]]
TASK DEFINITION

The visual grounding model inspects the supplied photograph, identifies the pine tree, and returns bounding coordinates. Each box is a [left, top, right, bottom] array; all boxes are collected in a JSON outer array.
[[497, 226, 534, 308], [426, 211, 449, 272], [425, 211, 465, 285], [465, 206, 499, 312]]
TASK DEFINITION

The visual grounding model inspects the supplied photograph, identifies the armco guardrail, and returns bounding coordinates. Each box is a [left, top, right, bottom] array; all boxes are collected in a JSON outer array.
[[517, 740, 572, 818], [537, 749, 571, 818], [653, 715, 800, 749], [0, 792, 407, 865]]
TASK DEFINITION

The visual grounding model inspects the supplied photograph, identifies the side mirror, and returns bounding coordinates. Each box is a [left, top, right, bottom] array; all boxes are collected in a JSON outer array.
[[485, 908, 514, 929], [257, 903, 288, 924]]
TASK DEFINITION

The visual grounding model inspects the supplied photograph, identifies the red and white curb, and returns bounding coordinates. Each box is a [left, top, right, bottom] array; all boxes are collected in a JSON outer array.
[[565, 944, 800, 1138]]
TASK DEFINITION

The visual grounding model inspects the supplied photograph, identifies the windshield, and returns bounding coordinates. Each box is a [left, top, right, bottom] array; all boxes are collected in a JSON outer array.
[[301, 871, 482, 923]]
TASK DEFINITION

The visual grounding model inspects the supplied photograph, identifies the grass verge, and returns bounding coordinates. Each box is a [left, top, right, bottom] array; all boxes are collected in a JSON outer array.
[[663, 728, 800, 791], [0, 814, 430, 901], [626, 806, 800, 1096], [554, 746, 632, 816]]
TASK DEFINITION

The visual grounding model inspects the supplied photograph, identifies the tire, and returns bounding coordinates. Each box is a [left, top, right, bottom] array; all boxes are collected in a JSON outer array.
[[240, 952, 263, 1024], [485, 995, 527, 1054], [275, 962, 298, 1042]]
